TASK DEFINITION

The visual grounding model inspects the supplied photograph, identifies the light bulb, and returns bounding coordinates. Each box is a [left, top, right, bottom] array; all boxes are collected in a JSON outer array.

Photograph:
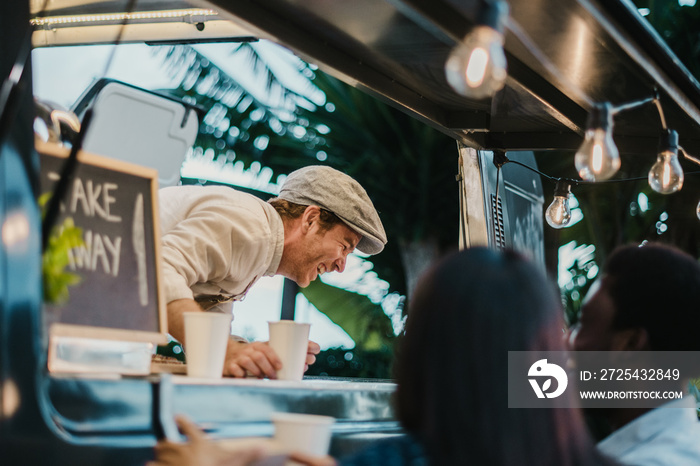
[[696, 199, 700, 221], [545, 182, 572, 229], [446, 26, 507, 99], [649, 152, 683, 194], [445, 1, 509, 100], [574, 103, 620, 181], [648, 129, 683, 194]]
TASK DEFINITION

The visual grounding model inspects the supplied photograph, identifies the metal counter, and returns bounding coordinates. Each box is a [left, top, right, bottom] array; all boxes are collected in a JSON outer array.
[[44, 373, 402, 459]]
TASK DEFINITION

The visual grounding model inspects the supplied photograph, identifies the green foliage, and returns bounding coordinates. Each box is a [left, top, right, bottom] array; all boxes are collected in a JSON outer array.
[[633, 0, 700, 80], [301, 279, 396, 351], [301, 279, 397, 379], [157, 340, 186, 363], [42, 216, 84, 304], [541, 152, 700, 320], [156, 44, 319, 175], [277, 71, 460, 296], [39, 191, 84, 304], [305, 346, 394, 379], [561, 250, 597, 327]]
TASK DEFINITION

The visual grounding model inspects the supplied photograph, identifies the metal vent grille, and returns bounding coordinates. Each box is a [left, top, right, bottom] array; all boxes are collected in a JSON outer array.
[[491, 194, 506, 250]]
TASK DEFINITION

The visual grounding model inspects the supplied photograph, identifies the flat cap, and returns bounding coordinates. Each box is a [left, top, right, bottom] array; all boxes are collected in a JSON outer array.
[[278, 165, 387, 255]]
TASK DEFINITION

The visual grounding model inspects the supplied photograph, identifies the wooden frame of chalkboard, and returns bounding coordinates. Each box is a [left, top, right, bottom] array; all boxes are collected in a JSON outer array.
[[38, 141, 168, 345]]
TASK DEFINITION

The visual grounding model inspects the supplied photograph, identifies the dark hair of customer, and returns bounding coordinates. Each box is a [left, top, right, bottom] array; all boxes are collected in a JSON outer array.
[[604, 242, 700, 351], [393, 247, 614, 466]]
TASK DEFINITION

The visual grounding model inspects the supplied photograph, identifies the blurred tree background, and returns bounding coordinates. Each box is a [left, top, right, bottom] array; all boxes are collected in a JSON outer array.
[[159, 44, 459, 301], [158, 42, 459, 378], [158, 0, 700, 374]]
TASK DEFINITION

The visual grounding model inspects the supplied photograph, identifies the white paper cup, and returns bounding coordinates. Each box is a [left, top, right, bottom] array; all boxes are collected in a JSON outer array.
[[184, 311, 232, 378], [271, 412, 335, 457], [267, 321, 310, 381]]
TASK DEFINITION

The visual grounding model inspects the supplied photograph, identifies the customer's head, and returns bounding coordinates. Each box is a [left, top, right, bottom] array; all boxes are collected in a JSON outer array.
[[395, 247, 603, 465], [572, 242, 700, 352]]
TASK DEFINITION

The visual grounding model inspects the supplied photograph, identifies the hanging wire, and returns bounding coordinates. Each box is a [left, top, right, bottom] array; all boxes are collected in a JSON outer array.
[[490, 12, 696, 206], [680, 147, 700, 167], [610, 96, 655, 114], [608, 88, 668, 131], [503, 157, 700, 188], [654, 98, 668, 130], [506, 159, 559, 182]]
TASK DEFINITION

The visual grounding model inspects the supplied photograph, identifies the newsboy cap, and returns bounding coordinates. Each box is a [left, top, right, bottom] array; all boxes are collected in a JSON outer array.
[[277, 165, 387, 255]]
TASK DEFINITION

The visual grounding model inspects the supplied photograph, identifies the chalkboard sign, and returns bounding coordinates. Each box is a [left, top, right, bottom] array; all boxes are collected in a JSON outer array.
[[38, 142, 167, 344]]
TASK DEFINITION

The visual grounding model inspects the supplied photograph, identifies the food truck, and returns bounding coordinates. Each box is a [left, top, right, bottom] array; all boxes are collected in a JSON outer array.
[[2, 0, 700, 463]]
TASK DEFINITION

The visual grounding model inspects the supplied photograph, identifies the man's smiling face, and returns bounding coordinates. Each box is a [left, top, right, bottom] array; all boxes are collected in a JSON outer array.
[[284, 218, 361, 288]]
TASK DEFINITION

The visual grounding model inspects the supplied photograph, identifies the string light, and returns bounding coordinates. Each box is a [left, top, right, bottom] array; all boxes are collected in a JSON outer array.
[[440, 5, 700, 226], [649, 129, 684, 194], [568, 92, 700, 224], [498, 154, 700, 230], [442, 7, 700, 226], [545, 181, 572, 229], [574, 103, 620, 181], [445, 0, 509, 99]]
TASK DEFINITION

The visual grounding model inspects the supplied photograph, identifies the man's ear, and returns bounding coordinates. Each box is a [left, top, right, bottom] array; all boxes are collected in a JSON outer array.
[[612, 327, 650, 351], [300, 205, 321, 233]]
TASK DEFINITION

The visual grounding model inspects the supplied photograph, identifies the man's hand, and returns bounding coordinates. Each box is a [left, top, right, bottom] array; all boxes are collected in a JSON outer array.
[[224, 340, 282, 378], [304, 340, 321, 372], [224, 340, 322, 378]]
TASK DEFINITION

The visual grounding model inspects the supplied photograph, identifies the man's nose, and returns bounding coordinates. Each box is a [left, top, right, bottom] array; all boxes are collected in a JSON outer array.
[[334, 255, 347, 273]]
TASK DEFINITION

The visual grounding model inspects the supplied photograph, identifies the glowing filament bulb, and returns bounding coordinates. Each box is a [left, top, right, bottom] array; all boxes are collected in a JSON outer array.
[[591, 143, 603, 172], [545, 182, 572, 229], [444, 1, 509, 100], [466, 47, 489, 88], [575, 104, 620, 182], [649, 152, 683, 194], [649, 130, 684, 195]]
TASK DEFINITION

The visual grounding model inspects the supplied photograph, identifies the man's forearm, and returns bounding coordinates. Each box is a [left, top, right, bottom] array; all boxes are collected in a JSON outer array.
[[166, 298, 203, 346]]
